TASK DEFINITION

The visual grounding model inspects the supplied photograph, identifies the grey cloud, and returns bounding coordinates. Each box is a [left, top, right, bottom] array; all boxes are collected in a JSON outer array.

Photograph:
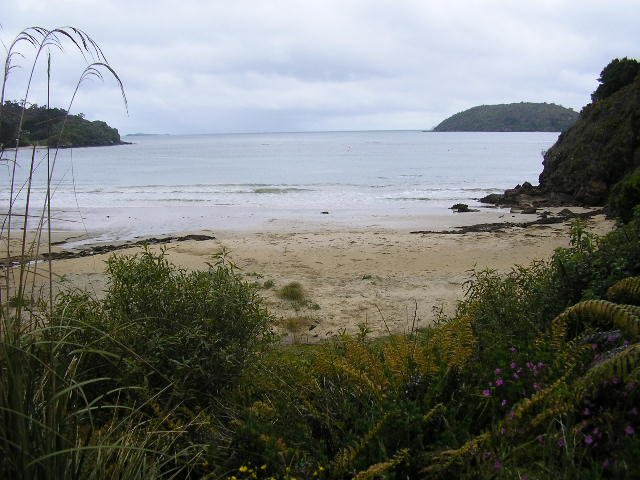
[[2, 0, 639, 134]]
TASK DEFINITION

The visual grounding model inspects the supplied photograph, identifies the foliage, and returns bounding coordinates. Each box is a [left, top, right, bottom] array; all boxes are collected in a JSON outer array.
[[433, 102, 578, 132], [55, 248, 275, 406], [592, 57, 640, 102], [609, 167, 640, 223], [539, 58, 640, 205], [0, 100, 122, 148]]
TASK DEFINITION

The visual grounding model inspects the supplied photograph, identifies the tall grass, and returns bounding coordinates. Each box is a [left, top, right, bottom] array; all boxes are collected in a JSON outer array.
[[0, 26, 204, 479]]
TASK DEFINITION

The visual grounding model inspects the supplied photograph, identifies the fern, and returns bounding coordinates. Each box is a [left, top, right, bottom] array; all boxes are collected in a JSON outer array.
[[607, 276, 640, 305], [552, 300, 640, 338], [421, 432, 491, 475], [353, 448, 409, 480], [573, 343, 640, 401], [330, 412, 392, 476]]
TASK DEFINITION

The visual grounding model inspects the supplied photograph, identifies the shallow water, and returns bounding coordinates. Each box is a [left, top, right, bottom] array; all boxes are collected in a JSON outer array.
[[1, 130, 558, 242]]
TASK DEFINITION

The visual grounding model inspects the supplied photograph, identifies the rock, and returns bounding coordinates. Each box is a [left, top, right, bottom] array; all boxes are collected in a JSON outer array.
[[451, 203, 470, 212], [450, 203, 479, 213]]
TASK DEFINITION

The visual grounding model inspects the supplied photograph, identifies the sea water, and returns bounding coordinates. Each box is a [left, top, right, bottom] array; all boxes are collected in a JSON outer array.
[[1, 130, 558, 242]]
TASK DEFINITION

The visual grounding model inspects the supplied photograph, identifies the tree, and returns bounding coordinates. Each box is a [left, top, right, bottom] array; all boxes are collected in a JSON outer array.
[[591, 57, 640, 102]]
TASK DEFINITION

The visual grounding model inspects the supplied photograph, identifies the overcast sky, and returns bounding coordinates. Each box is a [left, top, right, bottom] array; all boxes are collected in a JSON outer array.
[[2, 1, 639, 135]]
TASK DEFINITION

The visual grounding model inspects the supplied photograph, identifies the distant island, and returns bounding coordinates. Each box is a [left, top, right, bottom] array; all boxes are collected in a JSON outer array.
[[0, 101, 126, 148], [433, 102, 579, 132]]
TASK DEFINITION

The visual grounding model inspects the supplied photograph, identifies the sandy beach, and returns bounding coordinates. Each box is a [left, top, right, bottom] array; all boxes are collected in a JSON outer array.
[[8, 206, 612, 342]]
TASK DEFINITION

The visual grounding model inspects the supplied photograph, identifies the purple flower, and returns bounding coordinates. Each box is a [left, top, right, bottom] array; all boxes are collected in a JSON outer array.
[[607, 333, 618, 343], [510, 361, 517, 369], [513, 372, 520, 380], [494, 460, 502, 470], [557, 438, 566, 448], [623, 340, 630, 347], [625, 425, 635, 436], [526, 361, 533, 369], [612, 376, 620, 385], [494, 368, 502, 375], [584, 435, 594, 445], [509, 346, 517, 353], [482, 389, 491, 397], [583, 407, 591, 416], [591, 343, 598, 350], [500, 427, 506, 435], [533, 383, 542, 391], [537, 362, 545, 369], [495, 378, 504, 387], [501, 399, 508, 407]]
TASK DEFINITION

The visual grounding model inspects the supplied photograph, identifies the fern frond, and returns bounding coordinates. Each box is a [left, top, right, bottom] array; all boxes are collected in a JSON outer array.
[[607, 277, 640, 305], [331, 412, 392, 475], [353, 448, 409, 480], [552, 300, 640, 339], [573, 343, 640, 401], [423, 402, 445, 424], [333, 360, 384, 398], [426, 314, 476, 370], [422, 432, 490, 475], [510, 370, 572, 425]]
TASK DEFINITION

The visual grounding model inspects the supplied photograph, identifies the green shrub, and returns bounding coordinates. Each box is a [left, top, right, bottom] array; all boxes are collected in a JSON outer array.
[[55, 248, 275, 405], [609, 167, 640, 223]]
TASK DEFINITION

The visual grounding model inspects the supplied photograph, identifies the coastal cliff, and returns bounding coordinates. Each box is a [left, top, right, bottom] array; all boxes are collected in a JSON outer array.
[[482, 58, 640, 208]]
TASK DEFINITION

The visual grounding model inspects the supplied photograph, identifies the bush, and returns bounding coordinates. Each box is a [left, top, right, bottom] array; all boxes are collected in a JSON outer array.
[[609, 167, 640, 223], [55, 248, 275, 405]]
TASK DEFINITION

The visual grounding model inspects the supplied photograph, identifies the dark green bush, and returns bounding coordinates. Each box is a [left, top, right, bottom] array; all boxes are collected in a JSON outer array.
[[55, 248, 274, 405], [609, 167, 640, 223]]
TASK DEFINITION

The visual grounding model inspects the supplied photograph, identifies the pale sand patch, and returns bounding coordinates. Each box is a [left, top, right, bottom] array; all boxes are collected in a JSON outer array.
[[37, 211, 614, 342]]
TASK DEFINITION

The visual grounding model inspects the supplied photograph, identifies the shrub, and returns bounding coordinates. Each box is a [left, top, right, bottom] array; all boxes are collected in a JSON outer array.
[[609, 167, 640, 223], [55, 248, 275, 405]]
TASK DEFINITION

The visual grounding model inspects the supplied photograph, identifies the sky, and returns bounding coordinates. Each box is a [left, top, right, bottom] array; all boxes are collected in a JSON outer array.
[[2, 0, 639, 135]]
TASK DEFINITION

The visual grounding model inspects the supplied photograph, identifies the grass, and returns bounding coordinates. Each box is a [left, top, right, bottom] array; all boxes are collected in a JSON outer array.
[[280, 315, 317, 334], [277, 281, 306, 303]]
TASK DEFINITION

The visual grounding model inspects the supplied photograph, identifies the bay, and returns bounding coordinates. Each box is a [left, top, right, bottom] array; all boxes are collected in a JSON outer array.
[[2, 130, 558, 242]]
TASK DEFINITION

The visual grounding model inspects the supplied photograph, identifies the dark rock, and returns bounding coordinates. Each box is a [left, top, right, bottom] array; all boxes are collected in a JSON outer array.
[[450, 203, 479, 213]]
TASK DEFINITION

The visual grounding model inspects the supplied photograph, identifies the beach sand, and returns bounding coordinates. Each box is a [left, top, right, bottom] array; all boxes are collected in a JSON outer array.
[[11, 207, 612, 342]]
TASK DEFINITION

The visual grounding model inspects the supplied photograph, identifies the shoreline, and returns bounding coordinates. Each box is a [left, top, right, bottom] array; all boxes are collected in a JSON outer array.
[[5, 205, 614, 341]]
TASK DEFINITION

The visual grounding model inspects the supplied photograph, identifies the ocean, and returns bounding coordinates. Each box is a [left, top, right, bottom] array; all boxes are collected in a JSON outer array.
[[2, 130, 558, 243]]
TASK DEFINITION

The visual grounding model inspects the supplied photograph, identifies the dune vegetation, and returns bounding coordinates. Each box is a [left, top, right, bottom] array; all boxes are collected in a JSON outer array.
[[2, 28, 639, 479]]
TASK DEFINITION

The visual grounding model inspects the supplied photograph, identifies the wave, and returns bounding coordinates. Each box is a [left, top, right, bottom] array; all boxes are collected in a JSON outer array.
[[252, 187, 312, 194]]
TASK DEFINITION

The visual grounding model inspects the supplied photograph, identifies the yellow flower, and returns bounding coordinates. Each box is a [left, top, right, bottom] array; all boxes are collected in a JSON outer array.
[[239, 465, 249, 473]]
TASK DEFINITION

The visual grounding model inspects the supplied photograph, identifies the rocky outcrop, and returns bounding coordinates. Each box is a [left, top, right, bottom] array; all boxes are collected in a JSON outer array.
[[538, 74, 640, 205], [482, 62, 640, 208]]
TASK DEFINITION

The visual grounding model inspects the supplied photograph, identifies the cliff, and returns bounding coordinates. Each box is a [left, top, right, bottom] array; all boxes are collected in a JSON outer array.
[[482, 58, 640, 208]]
